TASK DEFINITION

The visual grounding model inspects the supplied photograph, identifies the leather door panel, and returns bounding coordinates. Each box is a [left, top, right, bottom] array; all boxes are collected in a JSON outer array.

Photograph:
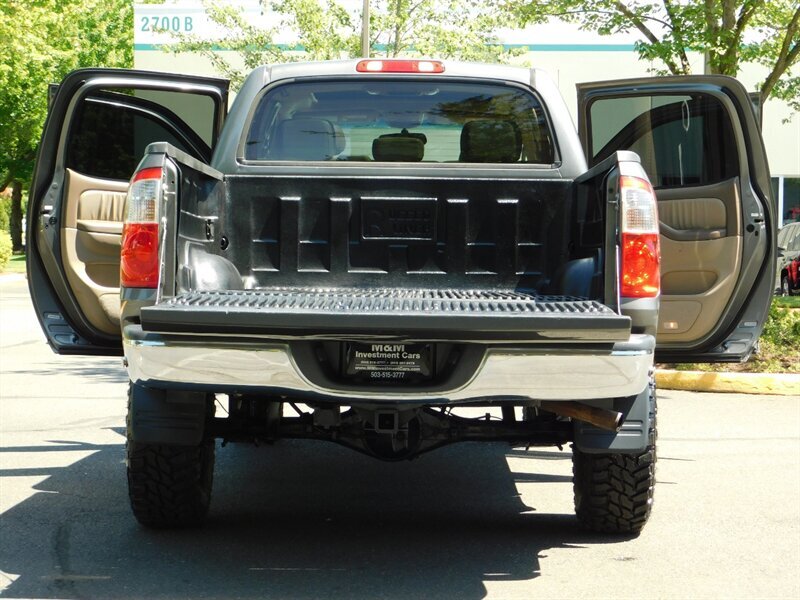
[[60, 169, 127, 334], [656, 178, 742, 342]]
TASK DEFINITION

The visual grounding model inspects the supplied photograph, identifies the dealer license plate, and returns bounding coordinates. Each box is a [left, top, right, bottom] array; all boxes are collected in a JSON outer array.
[[345, 343, 433, 383]]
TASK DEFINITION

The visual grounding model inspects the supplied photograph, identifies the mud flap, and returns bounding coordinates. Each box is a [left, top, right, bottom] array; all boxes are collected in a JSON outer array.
[[573, 377, 655, 454], [128, 383, 208, 446]]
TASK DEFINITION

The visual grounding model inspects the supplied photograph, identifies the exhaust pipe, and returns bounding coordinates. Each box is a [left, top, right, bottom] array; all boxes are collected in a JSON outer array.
[[539, 401, 623, 432]]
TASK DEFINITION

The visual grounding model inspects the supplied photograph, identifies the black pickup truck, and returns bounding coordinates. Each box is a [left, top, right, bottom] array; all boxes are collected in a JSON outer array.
[[27, 59, 775, 533]]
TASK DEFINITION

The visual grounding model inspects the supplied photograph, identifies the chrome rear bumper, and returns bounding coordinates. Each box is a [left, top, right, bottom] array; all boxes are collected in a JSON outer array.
[[123, 329, 654, 403]]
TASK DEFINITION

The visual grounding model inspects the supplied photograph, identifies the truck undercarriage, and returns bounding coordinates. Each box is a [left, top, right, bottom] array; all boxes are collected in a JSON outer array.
[[211, 398, 621, 461], [126, 379, 657, 533]]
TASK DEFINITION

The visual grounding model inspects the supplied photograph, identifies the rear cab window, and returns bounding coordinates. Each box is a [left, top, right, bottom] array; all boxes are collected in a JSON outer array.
[[241, 80, 556, 164]]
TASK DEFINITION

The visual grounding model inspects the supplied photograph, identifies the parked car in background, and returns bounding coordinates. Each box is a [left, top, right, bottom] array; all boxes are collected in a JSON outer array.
[[777, 221, 800, 295]]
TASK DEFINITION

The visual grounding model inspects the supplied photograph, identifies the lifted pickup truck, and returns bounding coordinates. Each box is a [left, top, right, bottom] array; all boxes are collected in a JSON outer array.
[[28, 59, 775, 533]]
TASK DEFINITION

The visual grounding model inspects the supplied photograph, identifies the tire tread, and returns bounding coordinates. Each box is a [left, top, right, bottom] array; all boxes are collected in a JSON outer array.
[[127, 439, 214, 528], [573, 448, 655, 533], [572, 380, 657, 534]]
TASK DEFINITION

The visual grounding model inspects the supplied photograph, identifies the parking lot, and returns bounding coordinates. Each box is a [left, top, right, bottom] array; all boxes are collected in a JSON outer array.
[[1, 275, 798, 599]]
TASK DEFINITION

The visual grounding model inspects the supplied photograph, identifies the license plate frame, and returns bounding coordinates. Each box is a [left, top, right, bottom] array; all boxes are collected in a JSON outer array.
[[344, 342, 434, 383]]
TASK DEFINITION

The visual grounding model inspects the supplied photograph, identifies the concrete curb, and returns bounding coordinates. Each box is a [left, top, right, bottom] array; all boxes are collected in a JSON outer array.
[[0, 273, 26, 282], [656, 369, 800, 396]]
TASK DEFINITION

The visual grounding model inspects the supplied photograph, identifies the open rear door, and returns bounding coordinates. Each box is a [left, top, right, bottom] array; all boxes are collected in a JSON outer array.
[[578, 75, 775, 362], [27, 69, 229, 355]]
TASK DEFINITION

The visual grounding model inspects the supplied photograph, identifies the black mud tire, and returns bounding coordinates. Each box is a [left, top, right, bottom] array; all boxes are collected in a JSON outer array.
[[127, 439, 215, 528], [126, 385, 215, 528], [572, 385, 657, 534]]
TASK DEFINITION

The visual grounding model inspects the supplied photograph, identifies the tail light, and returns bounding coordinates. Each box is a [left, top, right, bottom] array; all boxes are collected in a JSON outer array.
[[121, 167, 162, 288], [619, 175, 660, 298]]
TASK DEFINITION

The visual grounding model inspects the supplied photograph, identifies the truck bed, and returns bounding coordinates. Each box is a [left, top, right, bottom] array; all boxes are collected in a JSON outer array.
[[188, 175, 586, 287], [156, 171, 619, 341]]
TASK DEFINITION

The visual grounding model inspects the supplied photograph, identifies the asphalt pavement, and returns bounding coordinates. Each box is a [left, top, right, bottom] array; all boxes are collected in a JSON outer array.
[[1, 275, 799, 599]]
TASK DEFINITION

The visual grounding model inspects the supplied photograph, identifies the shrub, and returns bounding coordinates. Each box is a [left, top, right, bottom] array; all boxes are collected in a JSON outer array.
[[0, 198, 9, 232], [0, 230, 12, 271], [663, 298, 800, 373], [760, 300, 800, 348], [0, 194, 28, 237]]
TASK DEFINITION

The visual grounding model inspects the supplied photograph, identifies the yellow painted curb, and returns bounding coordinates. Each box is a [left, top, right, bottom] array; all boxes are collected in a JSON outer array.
[[656, 369, 800, 396]]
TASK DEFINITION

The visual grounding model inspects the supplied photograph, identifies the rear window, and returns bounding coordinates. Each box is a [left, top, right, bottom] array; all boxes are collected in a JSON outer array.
[[243, 80, 555, 164]]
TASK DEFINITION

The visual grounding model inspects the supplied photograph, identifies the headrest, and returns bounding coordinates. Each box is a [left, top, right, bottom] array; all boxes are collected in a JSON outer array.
[[372, 130, 425, 162], [459, 120, 521, 163], [270, 118, 344, 160], [378, 128, 427, 145]]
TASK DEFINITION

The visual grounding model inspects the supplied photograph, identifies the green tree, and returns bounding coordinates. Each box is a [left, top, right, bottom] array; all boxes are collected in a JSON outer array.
[[169, 2, 288, 89], [0, 0, 132, 251], [170, 0, 523, 90], [509, 0, 799, 111], [274, 0, 361, 60], [367, 0, 520, 63]]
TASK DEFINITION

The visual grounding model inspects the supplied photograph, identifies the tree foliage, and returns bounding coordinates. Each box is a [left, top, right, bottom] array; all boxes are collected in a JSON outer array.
[[367, 0, 521, 63], [170, 0, 523, 90], [744, 1, 800, 109], [275, 0, 362, 60], [169, 2, 287, 89], [0, 0, 132, 250], [510, 0, 800, 110]]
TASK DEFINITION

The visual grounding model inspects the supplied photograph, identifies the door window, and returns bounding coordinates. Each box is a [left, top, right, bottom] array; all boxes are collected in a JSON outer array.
[[66, 91, 212, 181], [588, 94, 739, 188]]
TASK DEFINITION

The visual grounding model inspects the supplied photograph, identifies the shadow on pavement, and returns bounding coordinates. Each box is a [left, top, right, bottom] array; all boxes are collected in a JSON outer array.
[[0, 433, 614, 599], [8, 359, 128, 386]]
